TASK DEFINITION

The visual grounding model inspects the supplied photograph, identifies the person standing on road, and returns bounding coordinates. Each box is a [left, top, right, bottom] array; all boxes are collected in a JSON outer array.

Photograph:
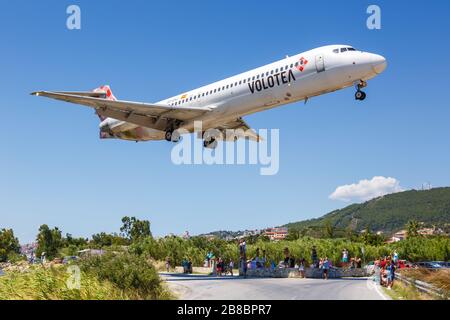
[[298, 258, 305, 278], [387, 260, 396, 290], [229, 260, 234, 276], [322, 257, 330, 280], [239, 239, 247, 278], [165, 256, 171, 272]]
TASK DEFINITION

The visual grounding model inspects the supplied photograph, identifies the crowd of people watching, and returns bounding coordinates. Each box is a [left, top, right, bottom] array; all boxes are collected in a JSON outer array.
[[205, 242, 383, 281], [373, 253, 397, 290]]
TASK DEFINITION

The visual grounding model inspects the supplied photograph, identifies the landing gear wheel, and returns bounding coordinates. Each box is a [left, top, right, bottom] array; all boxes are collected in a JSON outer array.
[[171, 130, 182, 143], [355, 91, 366, 101], [203, 138, 218, 149], [165, 130, 173, 142]]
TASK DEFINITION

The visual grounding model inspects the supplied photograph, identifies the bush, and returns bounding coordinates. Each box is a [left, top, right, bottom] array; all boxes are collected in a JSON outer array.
[[77, 252, 171, 300], [130, 235, 450, 268]]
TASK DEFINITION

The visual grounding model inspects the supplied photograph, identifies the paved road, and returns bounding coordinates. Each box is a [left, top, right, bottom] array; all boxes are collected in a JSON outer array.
[[161, 273, 388, 300]]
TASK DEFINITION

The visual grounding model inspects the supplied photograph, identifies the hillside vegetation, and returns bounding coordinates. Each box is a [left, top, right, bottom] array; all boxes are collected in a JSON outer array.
[[285, 188, 450, 234]]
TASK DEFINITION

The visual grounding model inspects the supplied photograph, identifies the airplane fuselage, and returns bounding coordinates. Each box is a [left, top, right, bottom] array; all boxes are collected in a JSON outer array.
[[101, 44, 387, 141]]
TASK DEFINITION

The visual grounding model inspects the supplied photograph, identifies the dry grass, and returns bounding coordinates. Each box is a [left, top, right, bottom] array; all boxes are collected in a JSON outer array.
[[384, 281, 433, 300], [399, 268, 450, 294]]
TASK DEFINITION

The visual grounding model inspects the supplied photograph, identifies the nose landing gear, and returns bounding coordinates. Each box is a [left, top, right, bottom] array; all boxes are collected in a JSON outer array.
[[355, 80, 367, 101]]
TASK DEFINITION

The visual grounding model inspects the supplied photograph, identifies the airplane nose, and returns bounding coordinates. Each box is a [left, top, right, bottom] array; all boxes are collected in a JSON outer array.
[[371, 54, 387, 74]]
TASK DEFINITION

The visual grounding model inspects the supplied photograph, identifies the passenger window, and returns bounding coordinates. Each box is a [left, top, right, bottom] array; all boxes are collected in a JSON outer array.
[[290, 64, 294, 68], [275, 68, 279, 72], [239, 80, 242, 85]]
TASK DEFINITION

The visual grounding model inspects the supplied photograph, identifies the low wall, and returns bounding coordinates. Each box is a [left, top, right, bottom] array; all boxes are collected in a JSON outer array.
[[174, 266, 213, 274], [242, 267, 369, 279]]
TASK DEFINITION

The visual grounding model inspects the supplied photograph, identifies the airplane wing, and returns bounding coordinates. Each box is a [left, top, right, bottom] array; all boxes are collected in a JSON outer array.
[[31, 91, 211, 129], [216, 118, 262, 142]]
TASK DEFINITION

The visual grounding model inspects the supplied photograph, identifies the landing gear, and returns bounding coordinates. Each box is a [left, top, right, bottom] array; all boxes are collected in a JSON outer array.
[[164, 130, 173, 142], [355, 80, 367, 101], [203, 137, 218, 149], [355, 90, 366, 101], [165, 130, 181, 142]]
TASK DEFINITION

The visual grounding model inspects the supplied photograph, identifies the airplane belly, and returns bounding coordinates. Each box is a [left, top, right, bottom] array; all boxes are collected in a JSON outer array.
[[115, 126, 165, 141]]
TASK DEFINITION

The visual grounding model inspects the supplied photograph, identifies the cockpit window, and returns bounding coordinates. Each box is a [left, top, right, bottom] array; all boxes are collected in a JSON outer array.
[[347, 47, 356, 51], [333, 48, 339, 53], [340, 48, 347, 53]]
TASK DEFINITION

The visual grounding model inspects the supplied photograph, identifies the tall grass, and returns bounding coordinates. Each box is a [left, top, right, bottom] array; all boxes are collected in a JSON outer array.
[[0, 253, 173, 300], [0, 266, 128, 300]]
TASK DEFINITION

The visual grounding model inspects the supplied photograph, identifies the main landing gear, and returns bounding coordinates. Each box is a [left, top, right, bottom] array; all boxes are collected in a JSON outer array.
[[165, 129, 181, 142], [203, 137, 218, 149], [355, 80, 367, 101]]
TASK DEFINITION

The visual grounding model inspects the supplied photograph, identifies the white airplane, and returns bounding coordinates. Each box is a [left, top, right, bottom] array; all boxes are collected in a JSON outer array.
[[32, 44, 386, 148]]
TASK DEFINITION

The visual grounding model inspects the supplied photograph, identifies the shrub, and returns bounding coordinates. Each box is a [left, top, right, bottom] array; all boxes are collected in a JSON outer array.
[[77, 252, 170, 300]]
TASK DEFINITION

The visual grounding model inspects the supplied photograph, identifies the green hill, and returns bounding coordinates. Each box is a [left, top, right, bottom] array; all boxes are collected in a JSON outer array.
[[284, 187, 450, 234]]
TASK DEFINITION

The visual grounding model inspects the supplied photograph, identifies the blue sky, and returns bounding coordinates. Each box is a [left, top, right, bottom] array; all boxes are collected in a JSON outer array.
[[2, 1, 450, 243]]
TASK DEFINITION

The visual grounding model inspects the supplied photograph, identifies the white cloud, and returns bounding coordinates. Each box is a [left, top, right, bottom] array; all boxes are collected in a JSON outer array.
[[329, 176, 404, 202]]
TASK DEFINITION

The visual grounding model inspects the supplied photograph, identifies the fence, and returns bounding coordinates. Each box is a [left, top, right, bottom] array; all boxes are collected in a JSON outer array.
[[395, 272, 446, 298]]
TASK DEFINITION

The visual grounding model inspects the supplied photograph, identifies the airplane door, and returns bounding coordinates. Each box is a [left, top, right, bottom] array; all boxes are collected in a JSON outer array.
[[315, 54, 325, 73]]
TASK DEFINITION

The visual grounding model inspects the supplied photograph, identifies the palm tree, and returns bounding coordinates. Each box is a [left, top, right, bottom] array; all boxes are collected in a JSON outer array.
[[406, 219, 421, 238]]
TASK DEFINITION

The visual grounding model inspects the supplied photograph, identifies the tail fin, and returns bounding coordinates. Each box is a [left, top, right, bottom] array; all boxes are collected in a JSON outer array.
[[93, 85, 117, 121]]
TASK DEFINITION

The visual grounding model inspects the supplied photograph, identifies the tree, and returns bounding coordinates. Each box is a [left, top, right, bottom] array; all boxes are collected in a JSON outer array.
[[286, 228, 301, 241], [36, 224, 63, 260], [323, 220, 335, 239], [91, 232, 129, 248], [406, 220, 421, 238], [120, 216, 152, 242], [64, 233, 88, 247], [0, 228, 20, 262], [359, 227, 385, 246]]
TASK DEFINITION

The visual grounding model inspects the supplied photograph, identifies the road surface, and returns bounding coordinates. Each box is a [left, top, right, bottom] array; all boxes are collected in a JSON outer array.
[[161, 273, 388, 300]]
